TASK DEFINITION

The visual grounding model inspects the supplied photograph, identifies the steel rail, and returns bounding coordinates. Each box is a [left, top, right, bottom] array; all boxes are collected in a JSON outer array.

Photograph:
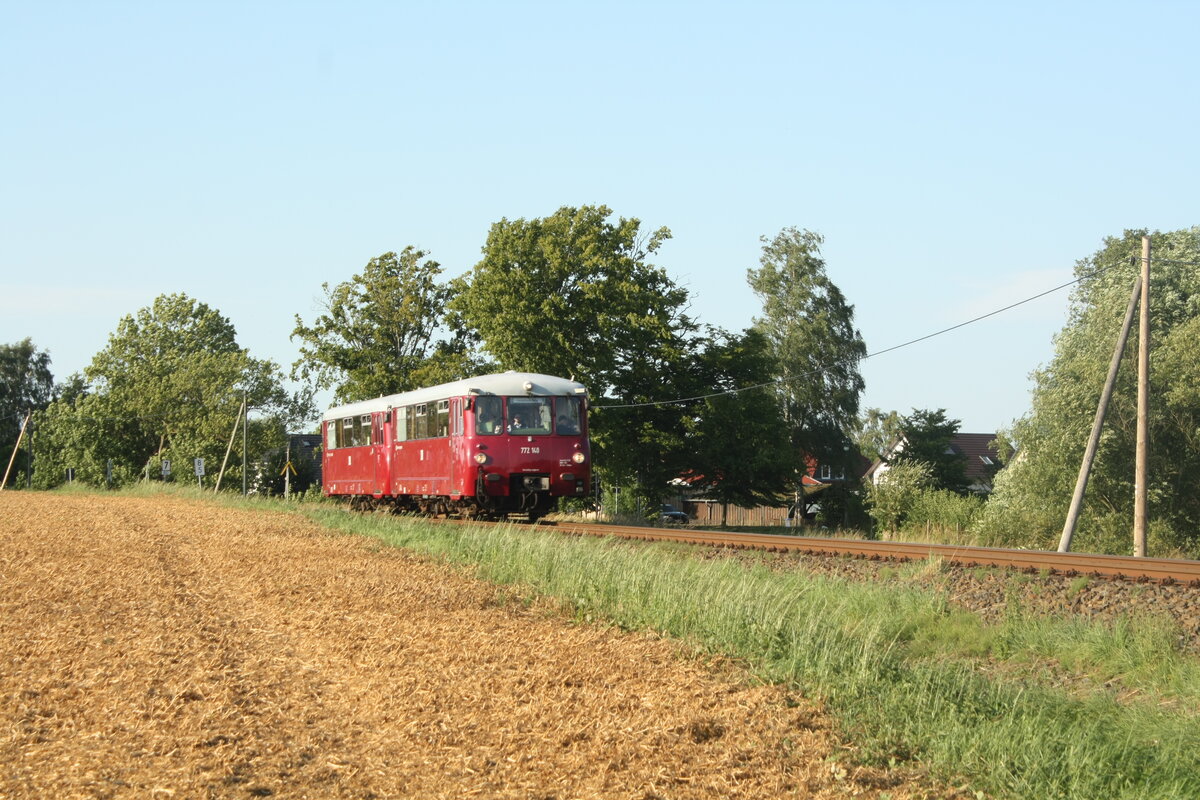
[[543, 521, 1200, 586]]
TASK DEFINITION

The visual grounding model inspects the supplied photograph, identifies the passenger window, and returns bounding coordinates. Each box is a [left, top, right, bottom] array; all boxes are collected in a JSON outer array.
[[341, 418, 353, 447], [396, 406, 408, 441], [436, 400, 449, 437], [414, 404, 428, 439], [327, 420, 338, 450]]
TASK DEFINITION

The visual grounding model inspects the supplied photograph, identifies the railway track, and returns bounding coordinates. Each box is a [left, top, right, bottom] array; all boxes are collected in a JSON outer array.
[[539, 520, 1200, 586]]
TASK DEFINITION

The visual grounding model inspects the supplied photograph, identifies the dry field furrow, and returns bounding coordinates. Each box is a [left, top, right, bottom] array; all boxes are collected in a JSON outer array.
[[0, 493, 926, 799]]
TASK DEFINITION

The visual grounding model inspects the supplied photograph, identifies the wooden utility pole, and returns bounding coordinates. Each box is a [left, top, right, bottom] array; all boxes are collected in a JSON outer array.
[[2, 412, 31, 490], [1059, 277, 1141, 552], [1134, 235, 1151, 557]]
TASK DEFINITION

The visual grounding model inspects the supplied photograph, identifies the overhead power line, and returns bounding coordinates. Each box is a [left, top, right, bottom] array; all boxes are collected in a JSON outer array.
[[595, 262, 1118, 411]]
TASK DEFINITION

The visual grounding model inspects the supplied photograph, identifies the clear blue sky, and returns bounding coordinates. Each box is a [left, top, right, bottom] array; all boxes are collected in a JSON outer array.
[[3, 1, 1197, 433]]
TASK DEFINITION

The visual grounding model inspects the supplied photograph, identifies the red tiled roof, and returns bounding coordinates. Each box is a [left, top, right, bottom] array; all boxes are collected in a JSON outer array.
[[949, 433, 1002, 481]]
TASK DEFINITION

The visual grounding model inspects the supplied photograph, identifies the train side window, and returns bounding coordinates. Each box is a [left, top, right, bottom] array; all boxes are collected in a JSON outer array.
[[342, 418, 353, 447], [361, 414, 373, 446], [436, 400, 449, 437], [396, 406, 408, 441], [450, 399, 463, 436], [326, 420, 338, 450], [414, 404, 428, 439]]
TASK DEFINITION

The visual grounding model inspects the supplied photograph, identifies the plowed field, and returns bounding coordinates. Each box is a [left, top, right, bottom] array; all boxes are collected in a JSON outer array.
[[1, 493, 929, 799]]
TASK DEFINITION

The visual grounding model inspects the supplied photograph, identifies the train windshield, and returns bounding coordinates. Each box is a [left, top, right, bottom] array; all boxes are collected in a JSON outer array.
[[507, 397, 552, 434], [554, 397, 582, 434], [474, 395, 504, 435]]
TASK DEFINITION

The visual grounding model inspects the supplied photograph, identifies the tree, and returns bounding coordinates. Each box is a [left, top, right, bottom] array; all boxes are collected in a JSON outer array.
[[889, 408, 969, 494], [450, 205, 696, 507], [747, 228, 866, 468], [684, 328, 799, 525], [853, 407, 902, 462], [34, 294, 309, 489], [449, 205, 689, 398], [0, 339, 54, 486], [978, 227, 1200, 556], [292, 248, 469, 403]]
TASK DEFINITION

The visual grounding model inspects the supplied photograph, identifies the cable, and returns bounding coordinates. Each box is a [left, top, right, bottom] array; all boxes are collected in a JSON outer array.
[[594, 262, 1118, 411], [862, 273, 1088, 360]]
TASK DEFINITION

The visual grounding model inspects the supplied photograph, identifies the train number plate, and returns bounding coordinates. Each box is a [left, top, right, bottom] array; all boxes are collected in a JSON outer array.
[[520, 447, 540, 454]]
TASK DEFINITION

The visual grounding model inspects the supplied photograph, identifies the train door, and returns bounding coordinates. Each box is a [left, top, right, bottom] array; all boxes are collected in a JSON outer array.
[[372, 412, 387, 496], [449, 397, 463, 494]]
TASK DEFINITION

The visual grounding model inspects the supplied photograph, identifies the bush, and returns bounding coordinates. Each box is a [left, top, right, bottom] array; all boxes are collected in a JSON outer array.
[[866, 461, 933, 533], [901, 489, 985, 540]]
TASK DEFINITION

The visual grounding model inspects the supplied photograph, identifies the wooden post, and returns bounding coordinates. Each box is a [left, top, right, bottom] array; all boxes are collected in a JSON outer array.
[[1059, 277, 1141, 552], [2, 412, 31, 490], [1134, 236, 1150, 557]]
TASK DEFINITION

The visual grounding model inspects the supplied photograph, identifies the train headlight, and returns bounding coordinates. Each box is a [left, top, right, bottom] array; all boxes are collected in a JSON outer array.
[[473, 452, 488, 464], [571, 451, 586, 464]]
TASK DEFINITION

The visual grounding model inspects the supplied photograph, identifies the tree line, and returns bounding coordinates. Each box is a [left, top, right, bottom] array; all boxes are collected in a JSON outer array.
[[3, 214, 1199, 555]]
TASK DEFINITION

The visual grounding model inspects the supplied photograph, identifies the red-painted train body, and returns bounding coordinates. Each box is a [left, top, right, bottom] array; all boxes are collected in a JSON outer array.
[[321, 372, 590, 519]]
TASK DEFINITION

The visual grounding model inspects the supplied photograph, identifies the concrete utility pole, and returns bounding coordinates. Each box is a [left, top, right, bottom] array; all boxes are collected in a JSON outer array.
[[1058, 277, 1141, 553], [242, 389, 248, 496], [2, 412, 31, 490], [1134, 235, 1151, 557]]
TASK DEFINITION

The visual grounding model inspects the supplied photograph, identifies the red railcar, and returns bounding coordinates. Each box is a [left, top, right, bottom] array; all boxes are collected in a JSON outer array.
[[321, 372, 590, 519]]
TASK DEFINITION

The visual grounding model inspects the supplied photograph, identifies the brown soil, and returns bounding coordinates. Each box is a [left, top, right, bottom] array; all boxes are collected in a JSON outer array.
[[0, 493, 935, 799]]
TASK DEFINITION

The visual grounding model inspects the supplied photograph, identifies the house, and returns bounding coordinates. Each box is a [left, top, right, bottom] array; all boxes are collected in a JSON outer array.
[[665, 451, 872, 527], [865, 432, 1003, 494]]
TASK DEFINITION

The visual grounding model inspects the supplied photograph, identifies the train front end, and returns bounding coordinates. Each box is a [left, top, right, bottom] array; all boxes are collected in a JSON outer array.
[[467, 375, 590, 520]]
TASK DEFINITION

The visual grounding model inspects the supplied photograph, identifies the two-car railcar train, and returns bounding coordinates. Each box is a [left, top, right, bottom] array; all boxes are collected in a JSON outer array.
[[321, 372, 591, 520]]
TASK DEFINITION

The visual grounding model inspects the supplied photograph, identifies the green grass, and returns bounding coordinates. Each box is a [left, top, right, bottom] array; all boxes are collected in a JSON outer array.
[[55, 487, 1200, 799]]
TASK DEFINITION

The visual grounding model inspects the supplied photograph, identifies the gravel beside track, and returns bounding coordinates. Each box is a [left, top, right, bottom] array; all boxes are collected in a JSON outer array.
[[0, 493, 933, 799]]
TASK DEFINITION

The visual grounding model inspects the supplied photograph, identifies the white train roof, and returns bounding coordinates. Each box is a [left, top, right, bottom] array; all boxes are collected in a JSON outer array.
[[323, 372, 588, 421]]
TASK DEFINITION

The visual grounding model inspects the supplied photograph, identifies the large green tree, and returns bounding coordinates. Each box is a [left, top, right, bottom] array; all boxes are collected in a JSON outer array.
[[747, 227, 866, 470], [450, 205, 697, 506], [449, 205, 689, 398], [684, 328, 799, 525], [853, 407, 902, 462], [292, 247, 469, 403], [34, 294, 307, 489], [0, 338, 54, 486], [889, 408, 969, 494], [979, 227, 1200, 556]]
